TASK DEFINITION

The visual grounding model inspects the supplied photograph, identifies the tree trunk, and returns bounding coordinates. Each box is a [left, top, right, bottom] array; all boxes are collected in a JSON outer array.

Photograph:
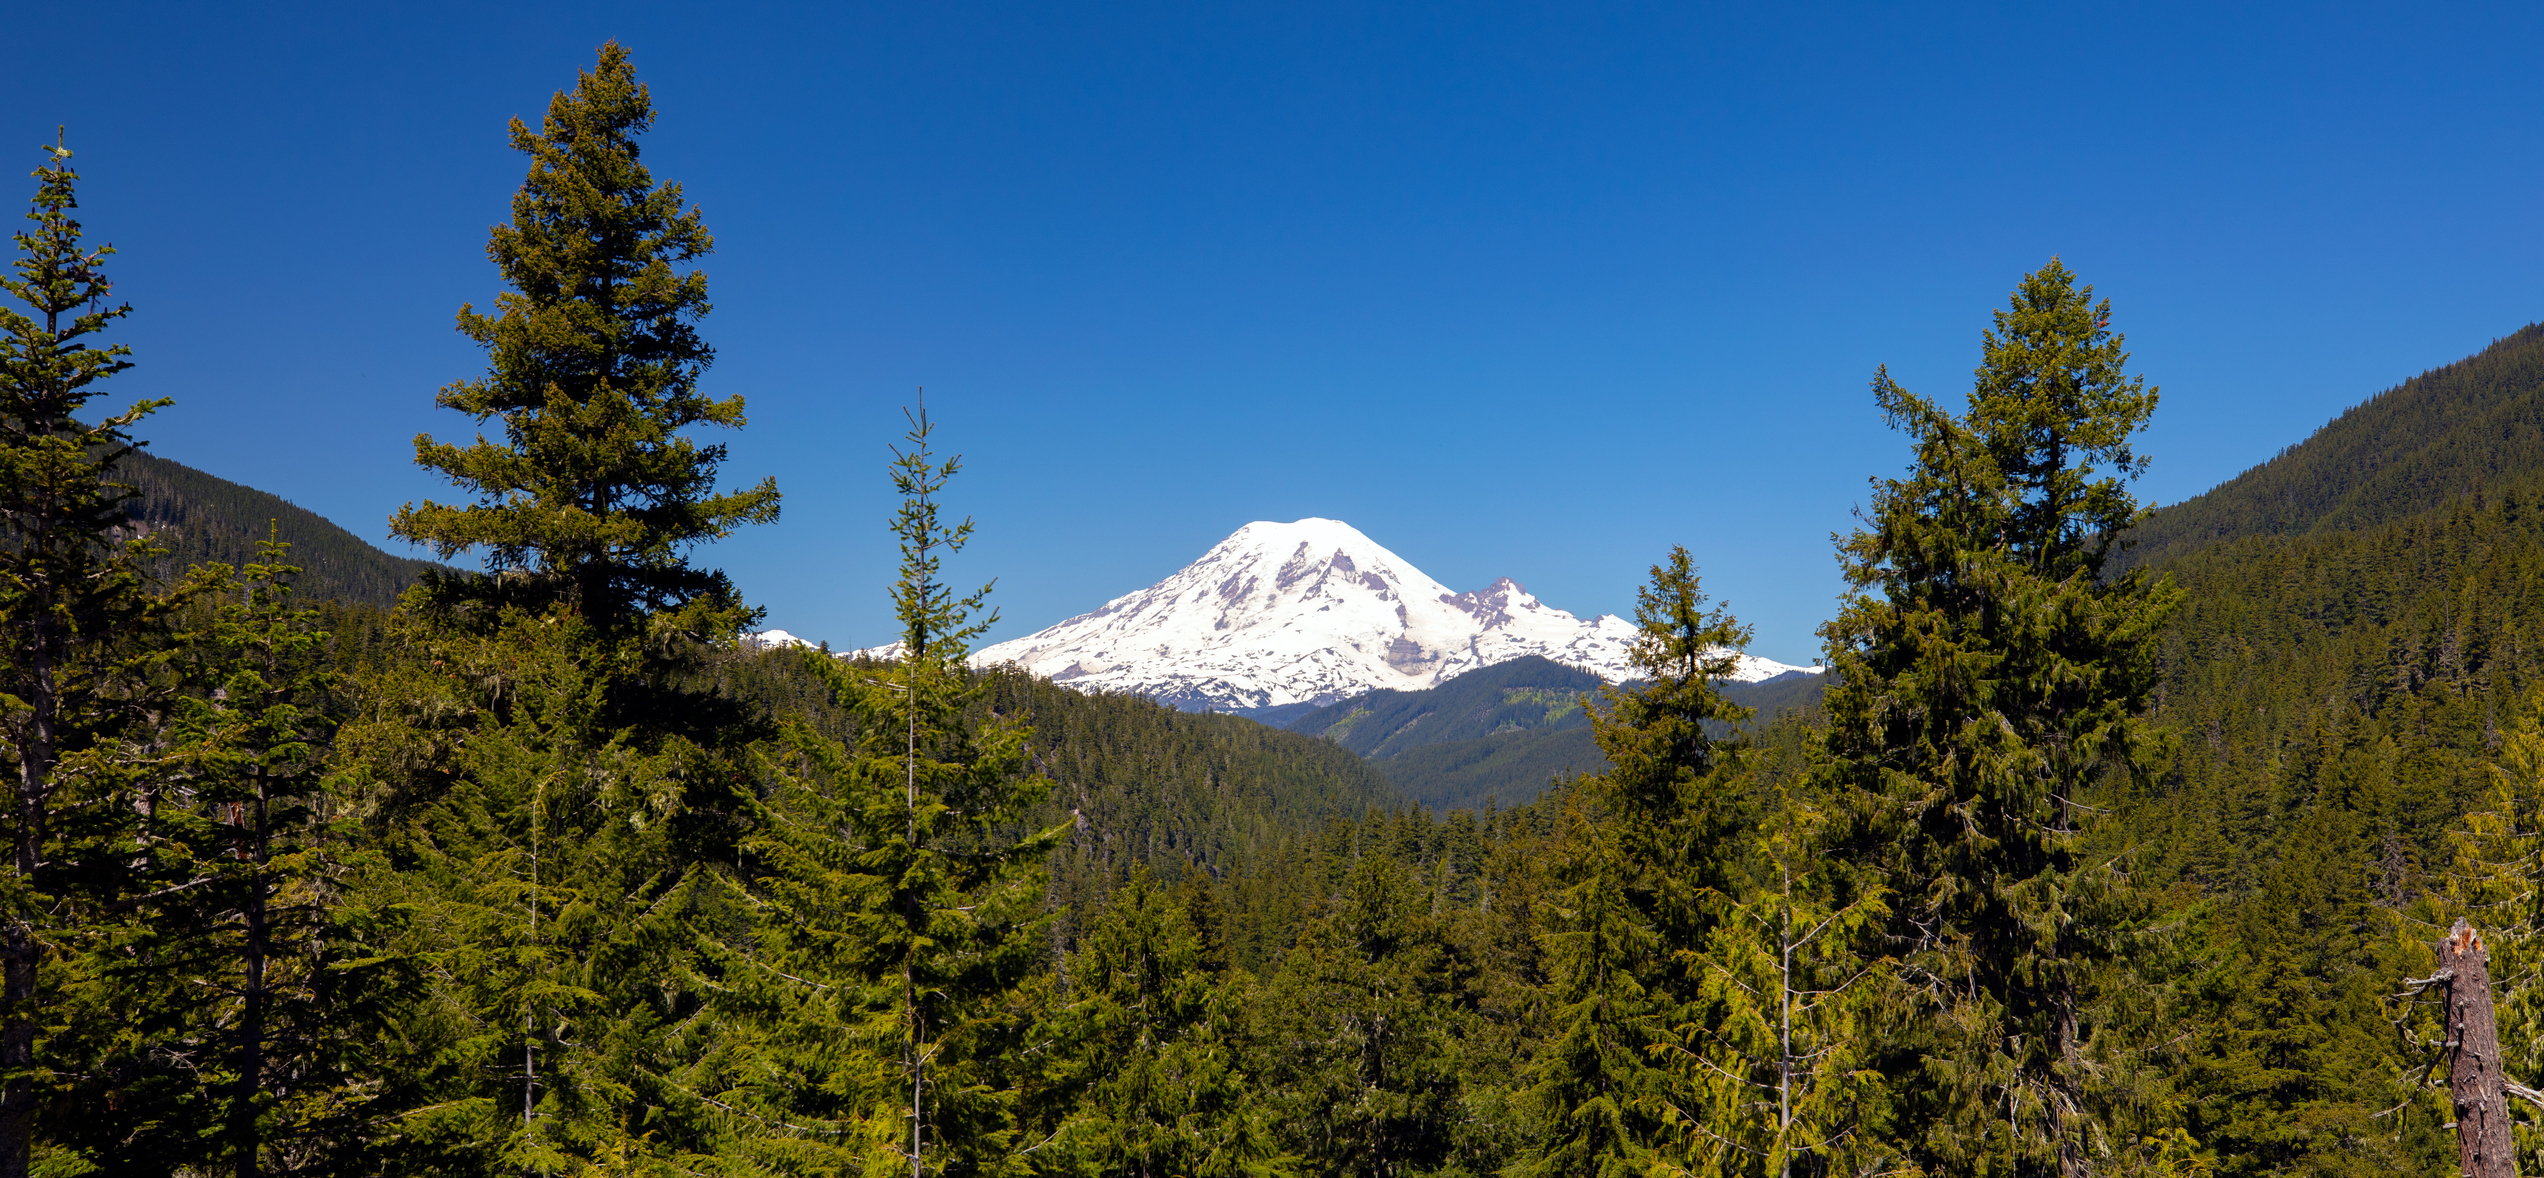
[[2441, 919, 2519, 1178], [0, 622, 58, 1178], [235, 769, 270, 1178]]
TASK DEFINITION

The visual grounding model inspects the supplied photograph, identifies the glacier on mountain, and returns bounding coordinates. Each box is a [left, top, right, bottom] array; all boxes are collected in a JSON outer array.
[[965, 518, 1814, 712]]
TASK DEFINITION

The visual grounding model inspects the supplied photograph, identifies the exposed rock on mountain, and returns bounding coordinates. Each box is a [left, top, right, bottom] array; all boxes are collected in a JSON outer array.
[[971, 518, 1812, 711]]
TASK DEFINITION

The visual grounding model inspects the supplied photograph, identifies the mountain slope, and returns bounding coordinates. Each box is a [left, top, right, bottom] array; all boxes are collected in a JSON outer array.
[[975, 518, 1812, 711], [125, 447, 445, 607], [1287, 653, 1828, 812], [1377, 727, 1606, 814], [1287, 655, 1605, 758], [2125, 321, 2544, 569]]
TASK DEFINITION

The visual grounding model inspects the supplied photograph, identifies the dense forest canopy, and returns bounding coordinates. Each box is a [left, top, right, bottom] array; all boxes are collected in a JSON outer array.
[[9, 42, 2544, 1178]]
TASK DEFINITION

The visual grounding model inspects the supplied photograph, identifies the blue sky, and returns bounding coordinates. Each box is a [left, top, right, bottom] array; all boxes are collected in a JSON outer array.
[[5, 2, 2540, 664]]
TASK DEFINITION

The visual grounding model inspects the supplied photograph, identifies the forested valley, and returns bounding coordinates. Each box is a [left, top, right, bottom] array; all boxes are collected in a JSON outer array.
[[9, 42, 2544, 1178]]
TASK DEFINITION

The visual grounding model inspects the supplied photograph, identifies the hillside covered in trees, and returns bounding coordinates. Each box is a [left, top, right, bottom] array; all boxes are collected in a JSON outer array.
[[121, 445, 450, 607], [11, 41, 2544, 1178], [1287, 655, 1828, 811], [2123, 320, 2544, 568]]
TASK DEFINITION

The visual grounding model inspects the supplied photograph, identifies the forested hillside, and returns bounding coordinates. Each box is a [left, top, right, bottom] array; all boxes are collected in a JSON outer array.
[[124, 445, 445, 606], [2126, 321, 2544, 568], [2060, 322, 2544, 1174], [1288, 655, 1826, 811], [1289, 655, 1603, 756], [2117, 468, 2544, 1173]]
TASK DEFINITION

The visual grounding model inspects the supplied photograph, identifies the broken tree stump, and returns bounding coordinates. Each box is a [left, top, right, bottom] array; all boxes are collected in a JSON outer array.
[[2440, 919, 2519, 1178]]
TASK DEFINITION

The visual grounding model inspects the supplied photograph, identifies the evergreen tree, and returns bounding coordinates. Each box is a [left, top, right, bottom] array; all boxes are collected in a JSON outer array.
[[348, 602, 719, 1173], [61, 540, 416, 1177], [1030, 866, 1286, 1177], [390, 41, 777, 647], [694, 405, 1060, 1176], [1260, 851, 1472, 1177], [349, 43, 778, 1172], [0, 135, 185, 1178], [2178, 800, 2438, 1178], [1514, 547, 1751, 1177], [1687, 761, 1891, 1178], [1820, 258, 2180, 1178]]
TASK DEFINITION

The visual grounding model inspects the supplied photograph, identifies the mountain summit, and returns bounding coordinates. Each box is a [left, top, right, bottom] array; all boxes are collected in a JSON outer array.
[[972, 518, 1811, 712]]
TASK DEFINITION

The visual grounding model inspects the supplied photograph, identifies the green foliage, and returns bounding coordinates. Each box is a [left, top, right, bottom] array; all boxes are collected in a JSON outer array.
[[1684, 756, 1892, 1178], [1289, 657, 1608, 758], [59, 542, 418, 1177], [1289, 655, 1826, 814], [1373, 725, 1607, 815], [699, 406, 1062, 1176], [2173, 803, 2446, 1178], [344, 604, 721, 1174], [1822, 259, 2179, 1177], [0, 135, 205, 1174], [337, 46, 787, 1172], [390, 41, 778, 641], [2095, 320, 2544, 1176], [1259, 851, 1483, 1177], [1516, 547, 1753, 1176], [1029, 867, 1287, 1177]]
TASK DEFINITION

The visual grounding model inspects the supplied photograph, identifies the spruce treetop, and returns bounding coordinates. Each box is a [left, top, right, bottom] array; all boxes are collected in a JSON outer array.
[[393, 43, 777, 638], [0, 134, 162, 459], [0, 136, 132, 411], [1856, 257, 2156, 594]]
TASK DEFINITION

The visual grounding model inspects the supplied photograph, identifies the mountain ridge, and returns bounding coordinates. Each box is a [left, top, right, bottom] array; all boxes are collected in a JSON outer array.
[[2124, 321, 2544, 568], [123, 446, 448, 608]]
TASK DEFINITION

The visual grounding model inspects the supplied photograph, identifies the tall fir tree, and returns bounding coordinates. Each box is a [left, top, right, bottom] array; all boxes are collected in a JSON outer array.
[[350, 43, 778, 1173], [693, 405, 1060, 1176], [1515, 547, 1752, 1177], [390, 41, 777, 649], [1819, 258, 2181, 1178], [0, 136, 187, 1178]]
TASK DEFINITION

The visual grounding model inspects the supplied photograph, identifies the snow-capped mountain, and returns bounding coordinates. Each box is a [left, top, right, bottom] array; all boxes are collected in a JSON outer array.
[[969, 518, 1813, 712]]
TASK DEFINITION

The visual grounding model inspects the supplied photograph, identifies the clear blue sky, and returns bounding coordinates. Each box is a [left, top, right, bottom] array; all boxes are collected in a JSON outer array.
[[7, 2, 2540, 664]]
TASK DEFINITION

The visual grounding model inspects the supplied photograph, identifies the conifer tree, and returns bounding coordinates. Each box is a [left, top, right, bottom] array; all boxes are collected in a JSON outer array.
[[1261, 851, 1470, 1177], [1687, 763, 1891, 1178], [694, 405, 1060, 1176], [62, 541, 416, 1177], [1031, 867, 1286, 1177], [1515, 547, 1751, 1177], [352, 43, 778, 1172], [1820, 258, 2180, 1178], [351, 607, 712, 1173], [390, 39, 777, 651], [0, 135, 183, 1178]]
